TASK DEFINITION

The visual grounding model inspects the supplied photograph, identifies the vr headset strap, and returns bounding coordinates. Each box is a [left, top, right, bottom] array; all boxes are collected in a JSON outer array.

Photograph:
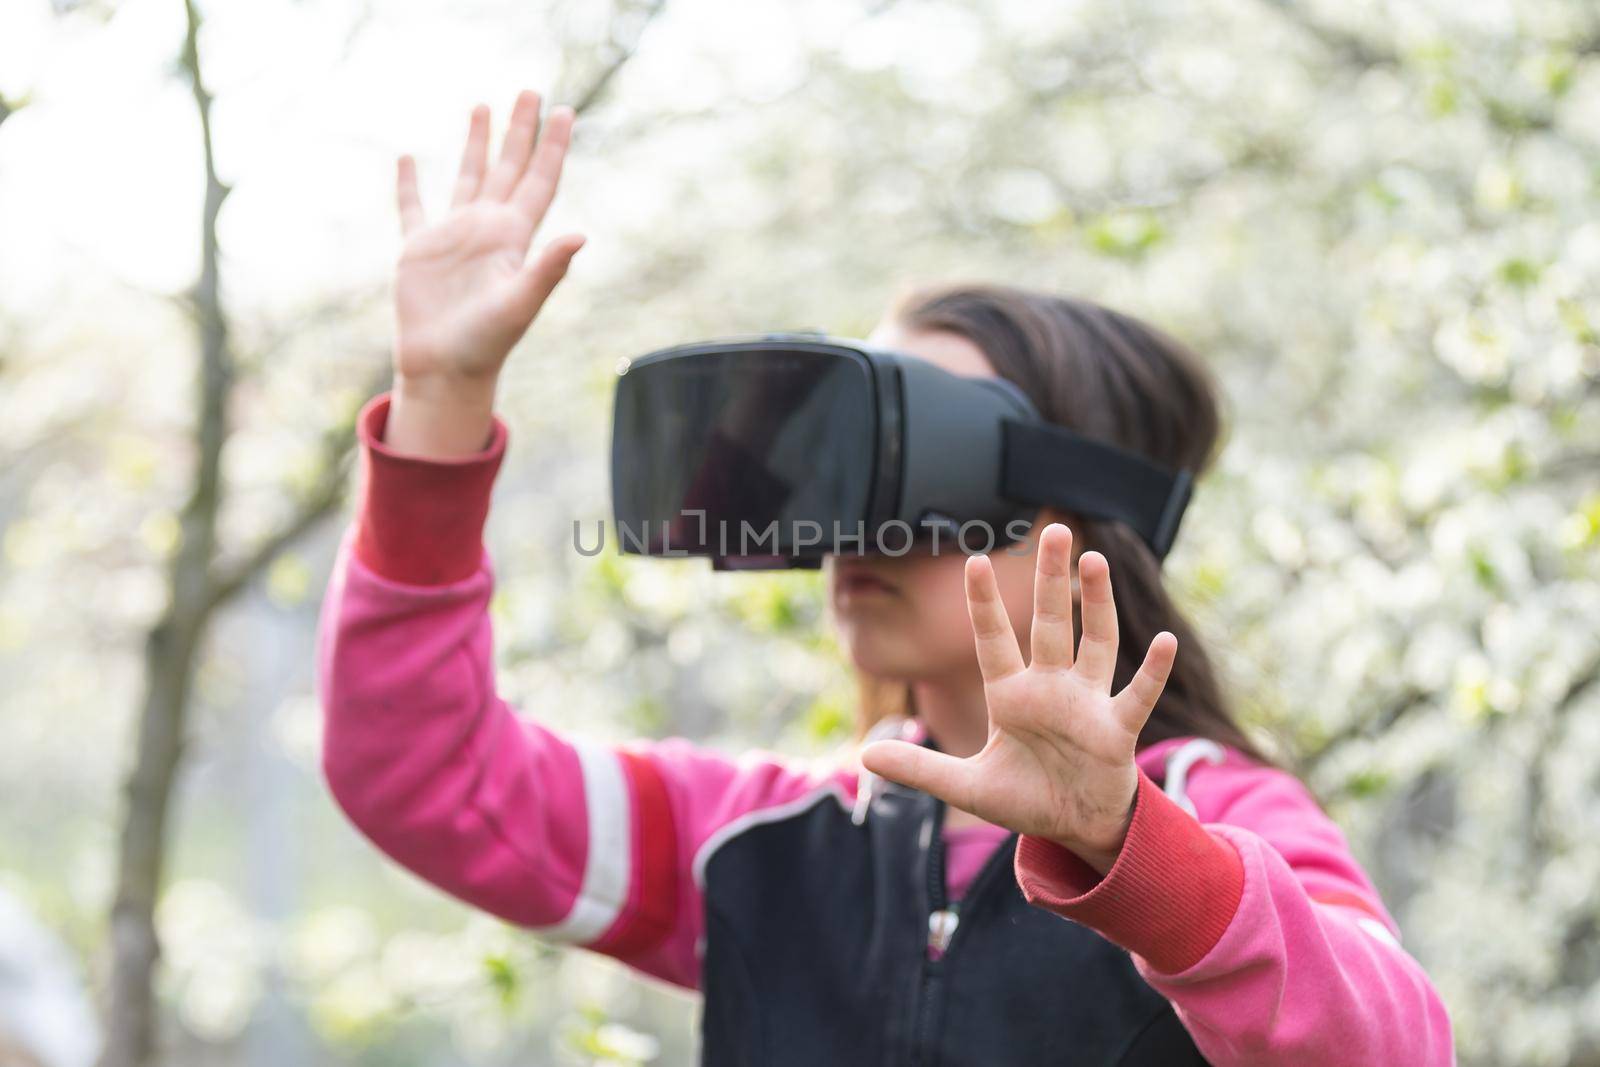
[[1000, 420, 1194, 560]]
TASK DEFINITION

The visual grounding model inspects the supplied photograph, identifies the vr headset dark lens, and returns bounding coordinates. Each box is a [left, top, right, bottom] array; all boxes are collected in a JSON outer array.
[[609, 333, 1194, 570], [611, 344, 876, 560]]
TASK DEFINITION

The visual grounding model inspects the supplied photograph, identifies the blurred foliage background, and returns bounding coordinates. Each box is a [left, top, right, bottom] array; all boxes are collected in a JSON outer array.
[[1, 0, 1598, 1063]]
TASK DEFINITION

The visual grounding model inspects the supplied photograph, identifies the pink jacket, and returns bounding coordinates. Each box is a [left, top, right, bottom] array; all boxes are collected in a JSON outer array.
[[316, 391, 1456, 1065]]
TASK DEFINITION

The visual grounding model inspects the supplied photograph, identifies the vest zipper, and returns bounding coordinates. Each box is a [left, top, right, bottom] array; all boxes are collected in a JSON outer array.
[[909, 796, 1019, 1066]]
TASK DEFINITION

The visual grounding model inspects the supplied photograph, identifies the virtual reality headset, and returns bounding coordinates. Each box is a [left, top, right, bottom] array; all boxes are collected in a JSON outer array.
[[609, 332, 1194, 570]]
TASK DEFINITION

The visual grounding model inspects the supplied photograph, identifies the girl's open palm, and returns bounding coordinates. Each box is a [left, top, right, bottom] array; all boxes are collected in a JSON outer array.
[[861, 524, 1179, 874], [393, 89, 585, 382]]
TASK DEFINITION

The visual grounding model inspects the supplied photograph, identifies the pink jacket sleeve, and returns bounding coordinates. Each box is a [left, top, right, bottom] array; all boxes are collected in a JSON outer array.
[[1013, 738, 1456, 1066], [316, 391, 854, 990]]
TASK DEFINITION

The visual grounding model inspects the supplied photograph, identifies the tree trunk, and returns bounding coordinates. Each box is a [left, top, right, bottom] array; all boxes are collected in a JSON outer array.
[[98, 1, 230, 1062]]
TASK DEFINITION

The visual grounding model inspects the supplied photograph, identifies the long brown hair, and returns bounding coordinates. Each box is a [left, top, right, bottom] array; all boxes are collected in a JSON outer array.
[[855, 280, 1272, 765]]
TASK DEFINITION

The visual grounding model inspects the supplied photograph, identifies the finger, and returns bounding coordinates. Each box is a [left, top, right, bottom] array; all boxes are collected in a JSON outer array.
[[967, 554, 1026, 683], [511, 103, 574, 222], [1030, 523, 1075, 670], [1112, 630, 1177, 733], [481, 89, 542, 202], [504, 233, 586, 323], [1074, 550, 1119, 691], [449, 103, 491, 207], [396, 154, 424, 236], [861, 740, 973, 810]]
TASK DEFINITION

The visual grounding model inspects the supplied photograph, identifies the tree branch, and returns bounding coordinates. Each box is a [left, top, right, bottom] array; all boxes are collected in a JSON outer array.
[[203, 363, 391, 612], [1249, 0, 1397, 69], [566, 0, 667, 113], [1299, 683, 1431, 778]]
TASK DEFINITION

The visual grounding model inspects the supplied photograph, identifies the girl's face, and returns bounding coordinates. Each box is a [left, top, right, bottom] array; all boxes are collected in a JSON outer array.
[[823, 320, 1080, 682]]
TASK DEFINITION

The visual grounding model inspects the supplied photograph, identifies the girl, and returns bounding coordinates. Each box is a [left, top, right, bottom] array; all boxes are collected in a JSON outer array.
[[318, 88, 1456, 1064]]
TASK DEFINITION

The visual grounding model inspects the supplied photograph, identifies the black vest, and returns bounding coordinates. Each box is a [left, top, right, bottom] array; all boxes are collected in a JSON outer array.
[[696, 767, 1212, 1066]]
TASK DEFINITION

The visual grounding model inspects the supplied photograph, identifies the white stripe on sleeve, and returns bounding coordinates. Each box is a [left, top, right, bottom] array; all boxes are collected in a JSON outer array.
[[537, 736, 632, 945]]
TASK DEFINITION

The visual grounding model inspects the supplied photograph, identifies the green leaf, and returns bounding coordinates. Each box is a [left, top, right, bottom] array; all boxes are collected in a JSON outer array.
[[483, 953, 520, 1008], [1469, 547, 1496, 589], [1497, 257, 1540, 288], [1084, 211, 1164, 260], [625, 695, 669, 734], [1542, 54, 1575, 97], [803, 693, 851, 744], [1425, 79, 1458, 116], [1344, 769, 1391, 797]]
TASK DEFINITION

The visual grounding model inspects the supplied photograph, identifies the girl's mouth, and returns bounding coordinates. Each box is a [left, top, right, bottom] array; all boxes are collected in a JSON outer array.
[[835, 568, 897, 598]]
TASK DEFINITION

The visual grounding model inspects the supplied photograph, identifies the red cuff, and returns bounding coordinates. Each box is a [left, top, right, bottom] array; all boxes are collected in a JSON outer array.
[[1014, 766, 1244, 974], [351, 391, 509, 585]]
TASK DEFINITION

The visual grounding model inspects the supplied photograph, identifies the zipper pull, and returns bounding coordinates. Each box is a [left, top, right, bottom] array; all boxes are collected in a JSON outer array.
[[927, 907, 960, 955]]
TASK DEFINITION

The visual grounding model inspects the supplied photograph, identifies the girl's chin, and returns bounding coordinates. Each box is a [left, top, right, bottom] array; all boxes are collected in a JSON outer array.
[[841, 636, 933, 680]]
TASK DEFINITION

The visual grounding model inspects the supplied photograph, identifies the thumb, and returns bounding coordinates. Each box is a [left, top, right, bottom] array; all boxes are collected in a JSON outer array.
[[506, 232, 585, 323], [861, 740, 970, 808]]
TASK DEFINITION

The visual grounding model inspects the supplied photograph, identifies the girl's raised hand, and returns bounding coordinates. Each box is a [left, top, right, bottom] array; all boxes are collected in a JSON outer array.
[[860, 523, 1179, 874], [392, 89, 585, 387]]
